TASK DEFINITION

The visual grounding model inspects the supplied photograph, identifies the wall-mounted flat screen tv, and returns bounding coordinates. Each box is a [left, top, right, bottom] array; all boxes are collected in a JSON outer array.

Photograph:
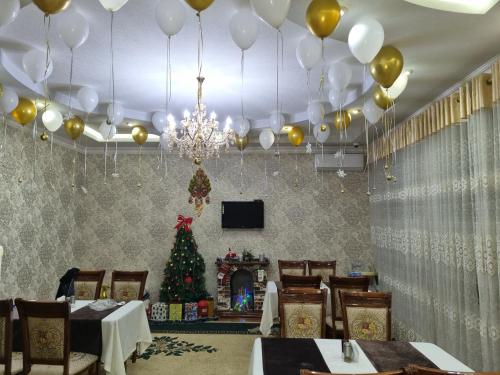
[[221, 200, 264, 229]]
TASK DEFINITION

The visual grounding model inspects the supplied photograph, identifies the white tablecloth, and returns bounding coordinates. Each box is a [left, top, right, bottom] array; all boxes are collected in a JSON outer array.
[[248, 339, 474, 375], [259, 281, 331, 337], [70, 300, 152, 375]]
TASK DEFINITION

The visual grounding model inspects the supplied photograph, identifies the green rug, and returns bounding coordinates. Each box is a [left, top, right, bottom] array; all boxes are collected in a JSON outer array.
[[140, 336, 217, 359]]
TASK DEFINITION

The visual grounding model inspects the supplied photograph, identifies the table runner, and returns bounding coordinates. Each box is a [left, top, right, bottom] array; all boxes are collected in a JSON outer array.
[[13, 304, 122, 356], [357, 340, 439, 371], [261, 338, 330, 375]]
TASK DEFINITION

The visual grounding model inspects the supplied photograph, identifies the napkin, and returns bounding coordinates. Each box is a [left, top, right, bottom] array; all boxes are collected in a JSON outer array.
[[56, 295, 66, 301]]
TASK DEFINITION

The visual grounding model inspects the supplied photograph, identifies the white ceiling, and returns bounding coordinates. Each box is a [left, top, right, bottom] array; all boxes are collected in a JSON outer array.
[[0, 0, 499, 149]]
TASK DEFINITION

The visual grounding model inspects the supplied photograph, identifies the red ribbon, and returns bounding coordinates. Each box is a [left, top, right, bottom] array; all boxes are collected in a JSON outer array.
[[175, 215, 193, 233]]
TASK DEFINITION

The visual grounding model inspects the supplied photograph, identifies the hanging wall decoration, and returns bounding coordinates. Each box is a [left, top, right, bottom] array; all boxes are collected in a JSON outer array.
[[188, 168, 212, 217]]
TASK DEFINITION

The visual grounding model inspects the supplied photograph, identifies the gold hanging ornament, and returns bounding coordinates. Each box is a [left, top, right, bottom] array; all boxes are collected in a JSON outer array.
[[64, 116, 85, 140], [306, 0, 341, 39], [373, 86, 393, 110], [32, 0, 71, 15], [369, 45, 404, 89], [132, 125, 148, 145], [188, 168, 211, 217], [11, 98, 37, 126], [333, 110, 352, 131], [288, 127, 304, 147], [235, 135, 248, 151], [185, 0, 214, 12], [40, 131, 49, 141]]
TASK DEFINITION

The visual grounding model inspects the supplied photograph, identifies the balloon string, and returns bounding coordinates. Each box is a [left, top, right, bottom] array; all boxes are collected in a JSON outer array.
[[18, 126, 26, 183], [111, 11, 115, 116], [294, 151, 298, 187], [164, 153, 168, 180], [240, 49, 245, 119], [274, 29, 280, 160], [32, 119, 37, 186], [68, 48, 74, 112], [84, 145, 87, 187], [72, 140, 77, 190], [138, 145, 142, 187], [104, 140, 108, 184], [239, 150, 244, 194], [166, 35, 172, 113], [363, 65, 371, 195], [306, 70, 312, 150], [113, 140, 118, 175], [264, 157, 268, 196], [43, 15, 52, 114], [197, 12, 204, 79], [1, 114, 6, 155]]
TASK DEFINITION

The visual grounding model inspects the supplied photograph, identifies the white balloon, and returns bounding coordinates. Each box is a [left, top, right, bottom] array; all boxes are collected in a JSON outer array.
[[0, 87, 19, 114], [250, 0, 291, 29], [307, 101, 324, 125], [107, 103, 124, 125], [229, 10, 258, 51], [363, 98, 384, 125], [0, 0, 20, 28], [22, 49, 53, 83], [77, 87, 99, 113], [42, 109, 63, 132], [348, 18, 384, 64], [328, 62, 352, 91], [99, 121, 116, 140], [313, 123, 330, 144], [156, 0, 185, 37], [58, 10, 89, 49], [296, 34, 321, 71], [98, 0, 128, 11], [160, 131, 169, 149], [269, 112, 285, 134], [259, 128, 275, 150], [152, 111, 168, 133], [328, 88, 345, 110], [234, 117, 250, 137], [387, 72, 408, 99]]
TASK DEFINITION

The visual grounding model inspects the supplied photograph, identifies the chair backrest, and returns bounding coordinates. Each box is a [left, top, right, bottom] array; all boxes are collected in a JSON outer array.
[[278, 288, 327, 339], [278, 260, 307, 279], [0, 299, 13, 375], [15, 299, 70, 375], [299, 370, 404, 375], [111, 271, 148, 302], [73, 270, 105, 300], [329, 276, 370, 322], [281, 275, 322, 289], [340, 291, 392, 341], [307, 261, 336, 282], [406, 365, 474, 375]]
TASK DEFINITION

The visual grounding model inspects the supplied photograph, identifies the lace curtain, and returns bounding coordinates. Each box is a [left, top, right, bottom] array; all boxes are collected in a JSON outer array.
[[370, 62, 500, 371]]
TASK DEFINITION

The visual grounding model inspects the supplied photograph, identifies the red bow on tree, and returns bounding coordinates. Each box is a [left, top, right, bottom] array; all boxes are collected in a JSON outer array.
[[175, 215, 193, 233]]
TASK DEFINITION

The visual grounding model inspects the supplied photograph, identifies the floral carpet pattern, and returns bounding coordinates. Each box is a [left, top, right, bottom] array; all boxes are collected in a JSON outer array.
[[140, 336, 217, 359]]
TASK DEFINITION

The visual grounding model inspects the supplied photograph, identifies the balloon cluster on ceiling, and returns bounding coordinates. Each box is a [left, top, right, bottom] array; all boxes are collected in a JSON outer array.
[[0, 0, 407, 159]]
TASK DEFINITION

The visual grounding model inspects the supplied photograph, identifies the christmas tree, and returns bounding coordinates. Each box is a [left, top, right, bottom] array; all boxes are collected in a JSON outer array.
[[160, 215, 208, 303]]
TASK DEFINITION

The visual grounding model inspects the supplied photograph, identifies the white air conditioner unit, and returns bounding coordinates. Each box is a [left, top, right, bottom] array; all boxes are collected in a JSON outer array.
[[315, 153, 365, 171]]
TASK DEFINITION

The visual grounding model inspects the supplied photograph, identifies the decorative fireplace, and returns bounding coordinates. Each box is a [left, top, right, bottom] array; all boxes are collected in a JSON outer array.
[[216, 258, 269, 318]]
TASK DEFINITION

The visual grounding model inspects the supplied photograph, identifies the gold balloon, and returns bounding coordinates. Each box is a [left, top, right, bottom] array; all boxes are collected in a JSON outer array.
[[306, 0, 341, 39], [288, 127, 304, 147], [32, 0, 71, 15], [370, 45, 404, 88], [320, 123, 327, 132], [64, 116, 85, 140], [333, 110, 351, 131], [11, 98, 37, 126], [132, 125, 148, 145], [185, 0, 214, 12], [373, 86, 393, 110], [40, 131, 49, 141], [235, 135, 248, 151]]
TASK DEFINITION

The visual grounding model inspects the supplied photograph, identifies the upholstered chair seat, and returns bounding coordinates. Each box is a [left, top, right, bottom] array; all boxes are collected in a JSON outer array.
[[26, 352, 98, 375], [0, 352, 22, 375]]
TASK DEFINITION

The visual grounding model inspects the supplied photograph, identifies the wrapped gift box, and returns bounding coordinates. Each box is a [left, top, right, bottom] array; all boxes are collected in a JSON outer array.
[[151, 302, 168, 322], [169, 303, 183, 321], [184, 302, 198, 321]]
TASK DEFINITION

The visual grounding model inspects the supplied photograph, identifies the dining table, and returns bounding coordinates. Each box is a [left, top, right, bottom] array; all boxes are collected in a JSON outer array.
[[248, 338, 474, 375], [13, 300, 152, 375], [259, 281, 332, 337]]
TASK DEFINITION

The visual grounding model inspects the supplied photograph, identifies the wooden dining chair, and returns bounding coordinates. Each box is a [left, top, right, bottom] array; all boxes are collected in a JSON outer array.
[[0, 299, 22, 375], [340, 291, 392, 341], [14, 299, 98, 375], [278, 288, 327, 339], [281, 275, 322, 289], [327, 276, 370, 338], [406, 365, 474, 375], [110, 271, 148, 302], [307, 260, 336, 283], [300, 370, 404, 375], [278, 260, 307, 279], [73, 270, 106, 300]]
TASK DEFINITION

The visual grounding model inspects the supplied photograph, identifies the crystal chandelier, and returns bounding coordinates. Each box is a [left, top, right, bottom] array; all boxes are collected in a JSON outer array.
[[165, 76, 234, 164]]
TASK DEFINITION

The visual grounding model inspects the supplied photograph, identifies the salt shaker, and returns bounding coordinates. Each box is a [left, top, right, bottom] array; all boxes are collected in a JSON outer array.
[[343, 341, 353, 363], [70, 295, 75, 305]]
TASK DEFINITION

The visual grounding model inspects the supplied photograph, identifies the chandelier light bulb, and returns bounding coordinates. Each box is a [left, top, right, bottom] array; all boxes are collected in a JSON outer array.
[[224, 116, 233, 131], [183, 110, 190, 119], [210, 111, 217, 121]]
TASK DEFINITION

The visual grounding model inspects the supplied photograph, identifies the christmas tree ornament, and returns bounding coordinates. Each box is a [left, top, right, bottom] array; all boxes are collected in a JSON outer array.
[[188, 168, 211, 216]]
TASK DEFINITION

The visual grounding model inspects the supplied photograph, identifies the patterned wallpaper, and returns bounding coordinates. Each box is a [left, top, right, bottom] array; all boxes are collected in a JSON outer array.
[[0, 123, 373, 301], [73, 151, 373, 301], [0, 124, 77, 300]]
